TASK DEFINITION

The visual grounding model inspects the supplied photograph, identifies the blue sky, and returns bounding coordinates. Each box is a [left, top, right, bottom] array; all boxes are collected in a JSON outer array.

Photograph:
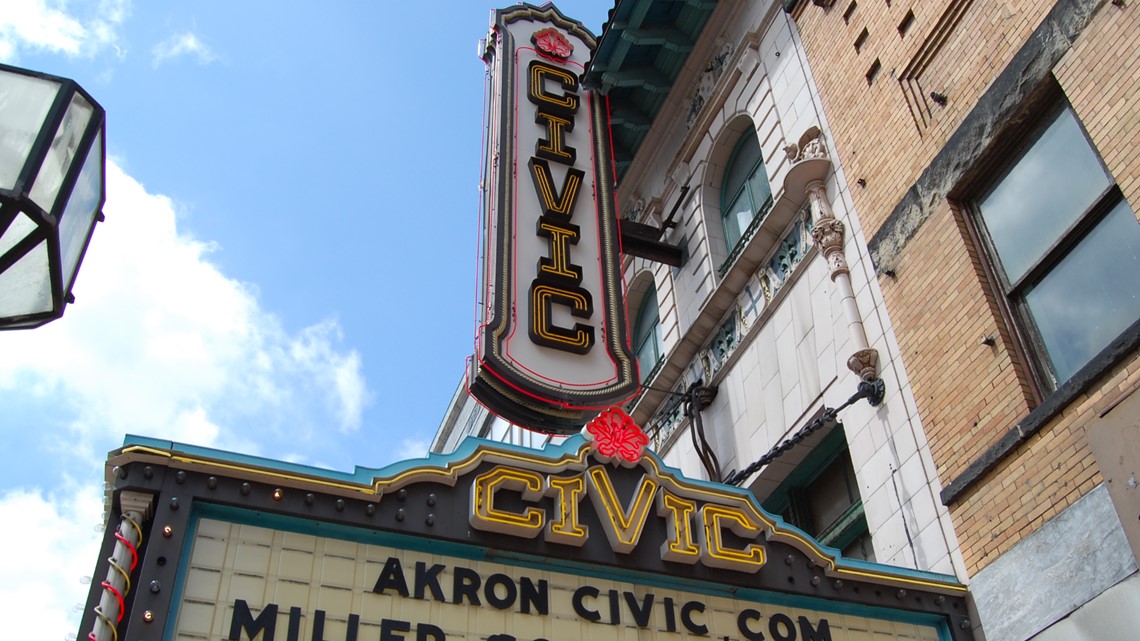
[[0, 1, 613, 637]]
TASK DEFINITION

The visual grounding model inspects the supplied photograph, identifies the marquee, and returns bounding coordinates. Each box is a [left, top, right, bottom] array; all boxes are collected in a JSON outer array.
[[79, 411, 972, 641]]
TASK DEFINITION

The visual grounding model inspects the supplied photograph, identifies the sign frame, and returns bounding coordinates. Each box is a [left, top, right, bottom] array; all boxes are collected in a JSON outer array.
[[469, 3, 639, 434]]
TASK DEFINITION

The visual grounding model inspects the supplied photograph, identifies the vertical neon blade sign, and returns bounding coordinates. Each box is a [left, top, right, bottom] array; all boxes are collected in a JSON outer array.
[[470, 4, 637, 435]]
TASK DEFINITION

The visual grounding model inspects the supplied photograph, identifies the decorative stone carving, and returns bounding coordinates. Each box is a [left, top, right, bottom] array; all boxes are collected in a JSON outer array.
[[809, 218, 843, 255], [647, 211, 816, 446], [811, 218, 849, 280], [625, 197, 647, 222], [686, 42, 734, 129], [784, 126, 828, 164], [847, 348, 880, 381]]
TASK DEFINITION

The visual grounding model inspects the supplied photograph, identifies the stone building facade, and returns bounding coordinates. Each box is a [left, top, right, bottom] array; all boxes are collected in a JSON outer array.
[[436, 1, 1139, 639]]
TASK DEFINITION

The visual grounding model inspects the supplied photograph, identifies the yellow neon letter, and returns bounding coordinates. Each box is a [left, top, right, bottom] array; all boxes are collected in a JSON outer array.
[[657, 491, 700, 563], [698, 504, 766, 572], [470, 466, 546, 538], [586, 466, 658, 554], [545, 474, 588, 546]]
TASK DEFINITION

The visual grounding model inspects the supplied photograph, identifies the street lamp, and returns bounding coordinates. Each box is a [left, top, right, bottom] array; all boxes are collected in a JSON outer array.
[[0, 63, 105, 329]]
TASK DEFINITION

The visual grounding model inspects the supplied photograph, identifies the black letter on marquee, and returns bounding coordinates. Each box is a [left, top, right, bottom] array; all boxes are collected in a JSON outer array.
[[768, 613, 796, 641], [663, 597, 677, 633], [519, 577, 549, 615], [380, 619, 411, 641], [737, 609, 765, 641], [452, 566, 482, 606], [286, 606, 302, 641], [417, 623, 446, 641], [798, 616, 832, 641], [572, 585, 601, 622], [624, 592, 655, 628], [314, 610, 360, 641], [484, 573, 518, 610], [681, 601, 708, 635], [373, 557, 410, 597], [414, 562, 446, 602], [228, 600, 277, 641]]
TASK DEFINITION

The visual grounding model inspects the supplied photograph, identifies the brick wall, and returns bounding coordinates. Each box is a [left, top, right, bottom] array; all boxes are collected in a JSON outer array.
[[793, 0, 1140, 575]]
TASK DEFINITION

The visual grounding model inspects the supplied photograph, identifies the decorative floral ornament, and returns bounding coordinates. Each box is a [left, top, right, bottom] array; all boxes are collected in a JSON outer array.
[[532, 27, 573, 60], [584, 408, 649, 466]]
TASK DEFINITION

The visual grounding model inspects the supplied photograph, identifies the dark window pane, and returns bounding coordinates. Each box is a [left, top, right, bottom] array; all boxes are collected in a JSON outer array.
[[634, 286, 662, 382], [979, 107, 1112, 284], [747, 170, 772, 216], [723, 134, 761, 201], [723, 191, 753, 249], [805, 454, 857, 531], [1024, 199, 1140, 382], [843, 531, 875, 562]]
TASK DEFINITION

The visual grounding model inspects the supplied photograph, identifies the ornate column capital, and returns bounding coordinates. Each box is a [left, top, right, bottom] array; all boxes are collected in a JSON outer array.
[[847, 348, 880, 381], [811, 218, 849, 280]]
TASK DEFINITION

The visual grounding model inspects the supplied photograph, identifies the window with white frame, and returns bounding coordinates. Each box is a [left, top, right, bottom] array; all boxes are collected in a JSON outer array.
[[721, 131, 773, 251], [970, 103, 1140, 390]]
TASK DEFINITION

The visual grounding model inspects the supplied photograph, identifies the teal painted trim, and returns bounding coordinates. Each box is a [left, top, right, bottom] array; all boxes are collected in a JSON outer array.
[[119, 432, 962, 589], [121, 434, 368, 484]]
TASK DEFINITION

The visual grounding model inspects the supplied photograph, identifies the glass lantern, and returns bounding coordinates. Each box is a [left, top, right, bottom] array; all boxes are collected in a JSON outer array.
[[0, 63, 106, 329]]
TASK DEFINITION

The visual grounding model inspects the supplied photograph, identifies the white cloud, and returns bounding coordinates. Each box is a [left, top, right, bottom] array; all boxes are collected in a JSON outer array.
[[0, 0, 129, 62], [0, 159, 371, 453], [396, 438, 431, 461], [151, 31, 215, 67], [0, 158, 372, 637], [0, 482, 105, 641]]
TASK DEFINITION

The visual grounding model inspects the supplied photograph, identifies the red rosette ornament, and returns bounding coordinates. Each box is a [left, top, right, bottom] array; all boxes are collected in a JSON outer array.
[[584, 408, 649, 467], [532, 27, 573, 61]]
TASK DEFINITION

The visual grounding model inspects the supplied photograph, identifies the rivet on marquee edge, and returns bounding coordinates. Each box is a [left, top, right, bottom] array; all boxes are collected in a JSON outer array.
[[240, 482, 251, 496], [207, 476, 218, 489], [305, 493, 315, 505], [335, 499, 345, 512]]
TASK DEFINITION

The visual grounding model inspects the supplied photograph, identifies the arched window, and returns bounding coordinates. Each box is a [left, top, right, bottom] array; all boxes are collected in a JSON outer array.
[[633, 284, 663, 383], [720, 132, 773, 250]]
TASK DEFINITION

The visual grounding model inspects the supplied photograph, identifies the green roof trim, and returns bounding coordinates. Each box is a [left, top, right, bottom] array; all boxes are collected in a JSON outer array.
[[585, 0, 721, 182]]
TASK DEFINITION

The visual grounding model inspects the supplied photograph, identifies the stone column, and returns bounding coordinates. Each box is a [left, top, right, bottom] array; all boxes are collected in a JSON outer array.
[[807, 178, 878, 381]]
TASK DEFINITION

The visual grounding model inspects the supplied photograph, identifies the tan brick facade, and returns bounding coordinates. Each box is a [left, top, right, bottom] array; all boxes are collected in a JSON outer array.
[[792, 0, 1140, 580]]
